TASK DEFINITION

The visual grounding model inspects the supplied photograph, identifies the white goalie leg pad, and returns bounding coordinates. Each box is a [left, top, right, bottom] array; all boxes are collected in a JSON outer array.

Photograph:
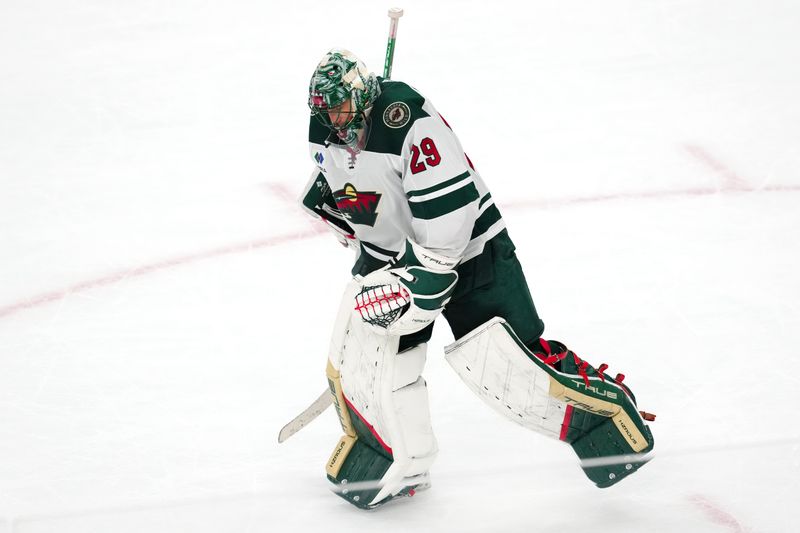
[[330, 282, 438, 506], [444, 317, 569, 440], [328, 280, 363, 374]]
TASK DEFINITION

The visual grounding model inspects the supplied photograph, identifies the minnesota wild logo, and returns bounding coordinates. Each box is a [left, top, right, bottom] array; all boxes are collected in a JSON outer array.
[[383, 101, 411, 128], [333, 183, 382, 226]]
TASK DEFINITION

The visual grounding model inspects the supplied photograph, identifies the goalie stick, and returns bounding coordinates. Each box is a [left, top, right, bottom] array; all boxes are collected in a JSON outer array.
[[383, 7, 404, 79], [277, 389, 332, 443], [278, 8, 405, 445]]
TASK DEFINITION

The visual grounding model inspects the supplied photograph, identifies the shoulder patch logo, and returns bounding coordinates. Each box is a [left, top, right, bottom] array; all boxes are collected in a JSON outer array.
[[383, 102, 411, 129], [333, 183, 382, 226]]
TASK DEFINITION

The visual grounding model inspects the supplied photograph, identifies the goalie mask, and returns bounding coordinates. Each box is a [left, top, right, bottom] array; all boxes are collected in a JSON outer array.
[[308, 49, 380, 145]]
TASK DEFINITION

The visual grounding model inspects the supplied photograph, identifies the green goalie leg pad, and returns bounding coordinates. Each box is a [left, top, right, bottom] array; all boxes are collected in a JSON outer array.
[[539, 339, 655, 487], [326, 401, 422, 509], [327, 437, 394, 509], [326, 361, 395, 509], [563, 408, 654, 487], [326, 397, 394, 509]]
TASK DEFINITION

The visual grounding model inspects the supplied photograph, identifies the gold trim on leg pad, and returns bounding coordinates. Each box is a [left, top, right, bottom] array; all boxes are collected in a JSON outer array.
[[326, 434, 358, 478], [326, 360, 356, 437], [548, 377, 621, 418], [444, 317, 655, 487], [611, 411, 648, 453]]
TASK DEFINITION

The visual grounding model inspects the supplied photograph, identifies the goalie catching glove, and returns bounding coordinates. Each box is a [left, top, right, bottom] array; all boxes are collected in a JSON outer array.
[[354, 239, 460, 336]]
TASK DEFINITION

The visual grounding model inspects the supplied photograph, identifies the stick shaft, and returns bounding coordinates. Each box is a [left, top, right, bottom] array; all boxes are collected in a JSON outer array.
[[383, 8, 404, 79]]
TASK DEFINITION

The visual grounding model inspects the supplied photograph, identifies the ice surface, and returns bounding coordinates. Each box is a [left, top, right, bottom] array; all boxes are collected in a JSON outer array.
[[1, 0, 798, 531]]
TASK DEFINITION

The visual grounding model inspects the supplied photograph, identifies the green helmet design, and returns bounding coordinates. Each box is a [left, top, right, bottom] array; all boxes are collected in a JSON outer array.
[[308, 49, 379, 144]]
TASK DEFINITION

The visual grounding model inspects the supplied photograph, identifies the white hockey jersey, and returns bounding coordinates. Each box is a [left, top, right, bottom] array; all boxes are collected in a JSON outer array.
[[301, 80, 505, 276]]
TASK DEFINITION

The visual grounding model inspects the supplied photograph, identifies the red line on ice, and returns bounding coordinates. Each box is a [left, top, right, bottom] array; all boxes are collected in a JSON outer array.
[[0, 227, 326, 320], [502, 183, 800, 211], [261, 182, 298, 204], [682, 143, 752, 191], [688, 494, 749, 533], [502, 186, 717, 210], [2, 176, 799, 321]]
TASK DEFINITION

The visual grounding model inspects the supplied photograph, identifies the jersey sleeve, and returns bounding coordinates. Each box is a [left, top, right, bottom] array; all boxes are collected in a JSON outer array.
[[303, 117, 356, 235], [401, 115, 480, 259], [299, 169, 355, 237]]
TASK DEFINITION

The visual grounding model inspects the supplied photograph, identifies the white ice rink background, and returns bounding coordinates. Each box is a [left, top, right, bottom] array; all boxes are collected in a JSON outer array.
[[1, 1, 799, 531]]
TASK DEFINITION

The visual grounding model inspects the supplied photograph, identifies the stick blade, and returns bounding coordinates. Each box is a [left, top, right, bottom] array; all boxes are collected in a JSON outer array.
[[277, 389, 333, 443]]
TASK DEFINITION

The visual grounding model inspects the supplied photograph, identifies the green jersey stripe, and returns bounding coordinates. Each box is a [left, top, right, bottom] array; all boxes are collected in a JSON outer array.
[[470, 203, 502, 240], [407, 171, 471, 198], [361, 240, 398, 258], [478, 192, 492, 210], [409, 181, 479, 220]]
